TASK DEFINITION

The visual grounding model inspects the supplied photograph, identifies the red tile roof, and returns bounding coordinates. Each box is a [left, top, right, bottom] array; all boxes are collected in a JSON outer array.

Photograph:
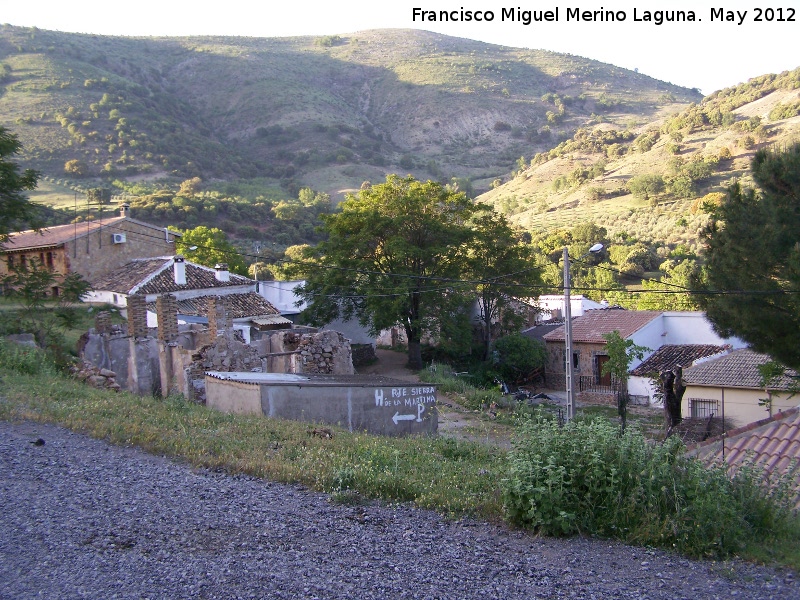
[[2, 216, 177, 252], [630, 344, 728, 376], [3, 217, 126, 251], [686, 407, 800, 506], [683, 348, 799, 391], [146, 292, 280, 319], [542, 310, 661, 343], [91, 257, 252, 294]]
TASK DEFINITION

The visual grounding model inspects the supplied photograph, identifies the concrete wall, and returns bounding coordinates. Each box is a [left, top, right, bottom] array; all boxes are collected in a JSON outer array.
[[205, 373, 437, 437], [206, 378, 262, 415], [682, 385, 797, 427]]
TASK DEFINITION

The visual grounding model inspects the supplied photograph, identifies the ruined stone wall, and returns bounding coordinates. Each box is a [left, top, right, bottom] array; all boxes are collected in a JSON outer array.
[[295, 330, 354, 375]]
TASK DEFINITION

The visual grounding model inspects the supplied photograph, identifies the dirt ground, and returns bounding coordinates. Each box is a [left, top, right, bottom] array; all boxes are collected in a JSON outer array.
[[356, 348, 666, 446]]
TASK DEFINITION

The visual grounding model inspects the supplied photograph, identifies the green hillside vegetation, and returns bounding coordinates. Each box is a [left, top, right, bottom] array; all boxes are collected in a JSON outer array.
[[0, 25, 698, 205], [481, 68, 800, 257]]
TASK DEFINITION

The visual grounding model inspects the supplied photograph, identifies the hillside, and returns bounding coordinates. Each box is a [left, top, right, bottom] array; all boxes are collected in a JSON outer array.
[[479, 68, 800, 252], [0, 25, 700, 204]]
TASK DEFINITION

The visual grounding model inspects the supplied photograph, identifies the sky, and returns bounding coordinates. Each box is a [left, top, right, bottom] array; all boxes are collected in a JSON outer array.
[[3, 1, 798, 95]]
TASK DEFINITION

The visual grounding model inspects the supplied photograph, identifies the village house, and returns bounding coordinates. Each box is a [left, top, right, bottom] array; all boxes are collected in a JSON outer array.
[[540, 309, 746, 401], [628, 344, 729, 405], [86, 255, 291, 343], [681, 348, 799, 427], [0, 204, 179, 294], [533, 294, 606, 322]]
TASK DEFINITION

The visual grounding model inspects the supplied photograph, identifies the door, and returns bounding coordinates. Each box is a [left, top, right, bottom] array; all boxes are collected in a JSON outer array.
[[596, 355, 611, 386]]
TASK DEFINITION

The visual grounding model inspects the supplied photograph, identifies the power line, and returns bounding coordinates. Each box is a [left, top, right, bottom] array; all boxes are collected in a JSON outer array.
[[23, 207, 800, 300]]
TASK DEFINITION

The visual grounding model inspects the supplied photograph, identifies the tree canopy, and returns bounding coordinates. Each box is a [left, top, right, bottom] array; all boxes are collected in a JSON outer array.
[[173, 225, 248, 276], [0, 126, 41, 247], [697, 143, 800, 369], [289, 175, 527, 369]]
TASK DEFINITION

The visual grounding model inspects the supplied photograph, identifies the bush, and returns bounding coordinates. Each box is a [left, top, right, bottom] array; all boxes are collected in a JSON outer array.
[[503, 415, 796, 557], [0, 338, 55, 376], [492, 334, 546, 384]]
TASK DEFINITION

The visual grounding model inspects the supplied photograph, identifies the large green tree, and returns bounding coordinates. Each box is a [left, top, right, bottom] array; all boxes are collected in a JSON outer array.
[[0, 126, 40, 247], [467, 212, 540, 360], [289, 175, 485, 369], [697, 144, 800, 369], [173, 225, 248, 276]]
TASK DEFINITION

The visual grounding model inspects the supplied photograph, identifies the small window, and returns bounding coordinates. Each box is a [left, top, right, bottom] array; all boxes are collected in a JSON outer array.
[[46, 252, 54, 268], [572, 351, 580, 370], [690, 398, 719, 419], [7, 255, 13, 268], [113, 294, 118, 304], [20, 255, 27, 267], [51, 286, 60, 298]]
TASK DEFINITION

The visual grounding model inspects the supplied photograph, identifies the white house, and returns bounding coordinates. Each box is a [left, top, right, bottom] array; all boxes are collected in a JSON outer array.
[[87, 256, 290, 342], [257, 279, 375, 345], [534, 294, 605, 322]]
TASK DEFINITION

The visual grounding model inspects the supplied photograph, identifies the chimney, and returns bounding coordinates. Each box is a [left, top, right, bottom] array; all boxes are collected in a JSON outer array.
[[173, 255, 186, 285], [215, 263, 230, 283], [120, 203, 130, 218]]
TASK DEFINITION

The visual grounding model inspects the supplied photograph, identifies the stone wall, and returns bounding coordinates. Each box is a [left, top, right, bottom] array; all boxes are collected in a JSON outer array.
[[352, 343, 377, 367], [63, 218, 176, 282], [295, 330, 354, 375]]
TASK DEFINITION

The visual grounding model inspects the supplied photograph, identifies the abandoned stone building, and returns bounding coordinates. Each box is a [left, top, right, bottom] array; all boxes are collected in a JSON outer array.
[[81, 292, 355, 403]]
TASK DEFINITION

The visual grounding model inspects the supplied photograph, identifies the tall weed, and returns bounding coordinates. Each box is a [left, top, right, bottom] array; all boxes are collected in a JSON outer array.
[[503, 413, 797, 558], [0, 338, 56, 376]]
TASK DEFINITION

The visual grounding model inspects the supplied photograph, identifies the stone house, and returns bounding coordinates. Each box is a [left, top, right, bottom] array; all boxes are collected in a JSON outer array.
[[681, 348, 799, 427], [542, 309, 662, 393], [0, 204, 179, 295]]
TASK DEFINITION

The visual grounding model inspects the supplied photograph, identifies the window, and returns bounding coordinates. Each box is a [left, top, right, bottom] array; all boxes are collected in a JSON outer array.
[[563, 349, 580, 371], [689, 398, 719, 419], [46, 252, 54, 269], [20, 255, 26, 268], [7, 255, 13, 268]]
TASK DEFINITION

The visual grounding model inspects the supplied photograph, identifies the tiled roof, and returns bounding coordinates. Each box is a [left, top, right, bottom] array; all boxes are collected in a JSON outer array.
[[146, 292, 280, 320], [686, 406, 800, 506], [521, 321, 565, 342], [3, 217, 126, 251], [543, 310, 661, 343], [2, 216, 177, 251], [91, 257, 252, 294], [630, 344, 728, 376], [683, 348, 799, 391]]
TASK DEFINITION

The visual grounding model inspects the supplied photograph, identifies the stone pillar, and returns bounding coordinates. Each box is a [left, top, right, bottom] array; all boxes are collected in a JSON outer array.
[[207, 296, 218, 338], [127, 294, 148, 338], [207, 296, 228, 338], [156, 294, 179, 342], [95, 311, 112, 334]]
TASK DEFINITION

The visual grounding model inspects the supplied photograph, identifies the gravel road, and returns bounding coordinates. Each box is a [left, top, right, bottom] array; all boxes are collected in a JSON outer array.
[[2, 420, 798, 600]]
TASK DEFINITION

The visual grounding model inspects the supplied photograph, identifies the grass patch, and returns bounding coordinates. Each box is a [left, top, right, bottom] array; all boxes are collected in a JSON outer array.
[[0, 364, 505, 519], [505, 413, 800, 563], [1, 345, 797, 570], [419, 362, 500, 410]]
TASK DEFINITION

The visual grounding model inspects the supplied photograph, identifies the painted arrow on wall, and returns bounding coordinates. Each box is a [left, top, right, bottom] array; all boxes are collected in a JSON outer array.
[[392, 412, 416, 425]]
